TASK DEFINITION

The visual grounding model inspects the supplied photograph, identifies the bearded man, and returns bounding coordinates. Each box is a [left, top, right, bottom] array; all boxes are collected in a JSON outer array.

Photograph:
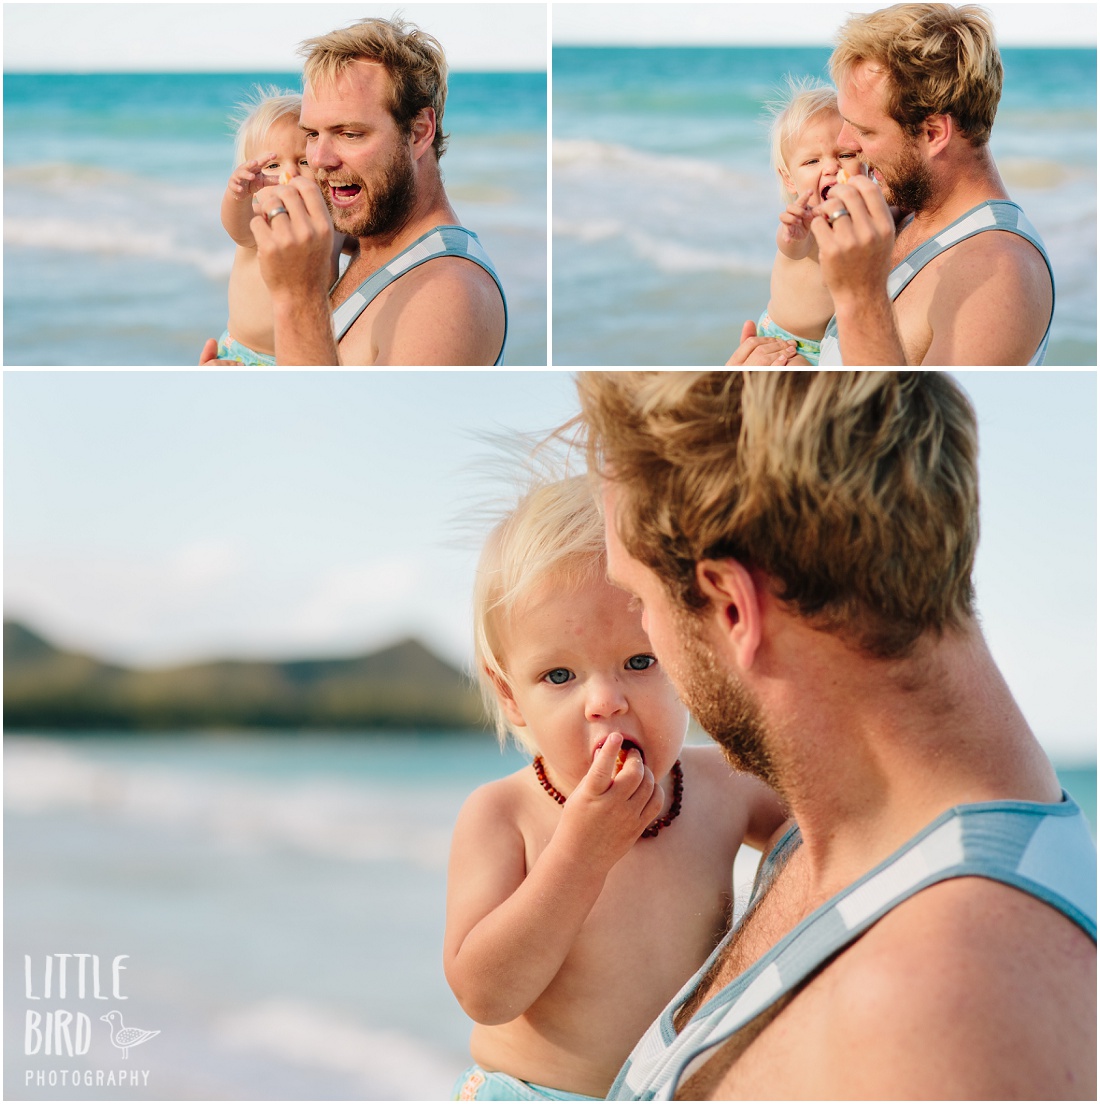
[[578, 372, 1095, 1100], [202, 17, 507, 366], [729, 4, 1054, 367]]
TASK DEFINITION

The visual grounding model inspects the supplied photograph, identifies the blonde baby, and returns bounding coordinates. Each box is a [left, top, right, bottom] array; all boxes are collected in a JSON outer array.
[[218, 88, 354, 365], [757, 80, 866, 366], [444, 475, 787, 1100]]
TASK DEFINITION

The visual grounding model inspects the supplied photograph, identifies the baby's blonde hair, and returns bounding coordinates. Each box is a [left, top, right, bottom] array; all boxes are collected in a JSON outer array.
[[230, 86, 302, 167], [766, 76, 841, 200], [473, 475, 606, 755]]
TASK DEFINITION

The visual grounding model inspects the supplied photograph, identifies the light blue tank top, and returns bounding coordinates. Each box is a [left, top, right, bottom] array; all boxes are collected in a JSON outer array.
[[818, 199, 1054, 366], [331, 224, 508, 365], [609, 792, 1096, 1100]]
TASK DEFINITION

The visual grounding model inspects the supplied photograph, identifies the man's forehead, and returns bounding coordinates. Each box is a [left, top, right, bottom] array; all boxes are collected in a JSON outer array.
[[599, 482, 632, 582], [302, 60, 392, 110], [838, 62, 888, 110], [598, 480, 619, 538]]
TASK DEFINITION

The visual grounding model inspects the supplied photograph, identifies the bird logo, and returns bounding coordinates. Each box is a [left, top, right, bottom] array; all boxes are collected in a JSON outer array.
[[100, 1011, 159, 1059]]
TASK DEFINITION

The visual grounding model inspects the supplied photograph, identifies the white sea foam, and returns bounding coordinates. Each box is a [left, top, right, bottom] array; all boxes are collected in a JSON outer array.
[[554, 138, 757, 190], [553, 137, 777, 279], [5, 161, 238, 280], [4, 739, 456, 869], [212, 998, 462, 1100], [4, 216, 234, 280], [626, 228, 770, 277]]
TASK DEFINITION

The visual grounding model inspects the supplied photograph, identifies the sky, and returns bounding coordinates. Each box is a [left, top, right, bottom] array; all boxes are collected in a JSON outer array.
[[552, 2, 1098, 46], [3, 370, 1096, 764], [3, 3, 548, 72], [3, 2, 1093, 73]]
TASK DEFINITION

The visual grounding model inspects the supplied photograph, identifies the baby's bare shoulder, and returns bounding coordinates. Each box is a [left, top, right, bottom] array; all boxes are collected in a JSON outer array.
[[679, 744, 788, 851], [677, 745, 747, 830], [458, 766, 532, 821], [680, 743, 755, 790], [449, 768, 536, 875], [455, 764, 560, 843]]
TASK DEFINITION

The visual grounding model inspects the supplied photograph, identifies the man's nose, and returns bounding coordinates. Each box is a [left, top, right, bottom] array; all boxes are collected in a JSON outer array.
[[307, 135, 339, 170], [837, 123, 860, 151]]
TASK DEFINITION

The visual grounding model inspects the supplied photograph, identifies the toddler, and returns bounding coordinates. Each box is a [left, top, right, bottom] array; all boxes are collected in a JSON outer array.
[[218, 88, 354, 365], [757, 80, 866, 366], [445, 475, 788, 1100]]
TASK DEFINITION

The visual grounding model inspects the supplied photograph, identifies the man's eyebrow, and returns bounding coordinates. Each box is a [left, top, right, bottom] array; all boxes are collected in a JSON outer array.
[[299, 120, 371, 132]]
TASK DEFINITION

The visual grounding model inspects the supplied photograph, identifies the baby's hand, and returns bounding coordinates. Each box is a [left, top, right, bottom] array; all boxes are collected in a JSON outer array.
[[227, 153, 278, 200], [556, 734, 665, 867], [778, 188, 815, 253]]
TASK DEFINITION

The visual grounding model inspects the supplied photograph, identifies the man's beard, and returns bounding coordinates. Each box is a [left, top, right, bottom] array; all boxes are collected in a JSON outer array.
[[671, 610, 782, 793], [320, 143, 416, 239], [875, 139, 934, 213]]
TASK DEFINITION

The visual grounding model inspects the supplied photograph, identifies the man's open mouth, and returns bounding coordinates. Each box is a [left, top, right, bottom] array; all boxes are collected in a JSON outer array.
[[329, 183, 362, 207]]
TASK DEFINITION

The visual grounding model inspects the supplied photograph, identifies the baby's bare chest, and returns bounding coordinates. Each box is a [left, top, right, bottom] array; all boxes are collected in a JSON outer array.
[[566, 844, 734, 991]]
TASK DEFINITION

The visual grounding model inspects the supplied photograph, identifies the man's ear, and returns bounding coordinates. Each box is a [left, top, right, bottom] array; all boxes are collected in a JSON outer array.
[[922, 112, 952, 156], [694, 558, 763, 670], [486, 666, 526, 729], [409, 107, 437, 160]]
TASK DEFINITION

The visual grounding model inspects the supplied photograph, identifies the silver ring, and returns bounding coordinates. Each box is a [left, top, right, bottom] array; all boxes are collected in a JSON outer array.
[[266, 206, 289, 220], [827, 207, 851, 224]]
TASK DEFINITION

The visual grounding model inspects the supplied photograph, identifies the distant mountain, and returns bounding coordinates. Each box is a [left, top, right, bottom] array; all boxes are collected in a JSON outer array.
[[3, 620, 485, 732]]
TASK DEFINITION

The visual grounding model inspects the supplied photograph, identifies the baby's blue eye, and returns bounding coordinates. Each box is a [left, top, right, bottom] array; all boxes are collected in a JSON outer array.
[[544, 668, 573, 685], [626, 654, 656, 671]]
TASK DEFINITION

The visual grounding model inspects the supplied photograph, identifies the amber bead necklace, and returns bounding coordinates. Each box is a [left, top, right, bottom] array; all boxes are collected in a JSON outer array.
[[531, 756, 684, 838]]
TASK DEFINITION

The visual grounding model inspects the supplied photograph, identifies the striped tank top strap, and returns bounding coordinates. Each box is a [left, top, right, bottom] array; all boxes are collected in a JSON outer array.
[[610, 795, 1095, 1100], [331, 225, 508, 364]]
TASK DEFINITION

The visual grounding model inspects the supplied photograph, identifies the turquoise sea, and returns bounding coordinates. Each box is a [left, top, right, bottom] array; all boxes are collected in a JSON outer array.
[[3, 70, 547, 366], [552, 46, 1097, 365], [4, 732, 1095, 1100]]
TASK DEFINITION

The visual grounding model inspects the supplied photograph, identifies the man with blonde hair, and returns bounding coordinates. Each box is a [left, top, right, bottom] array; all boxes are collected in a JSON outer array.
[[201, 16, 507, 365], [728, 3, 1054, 366], [576, 371, 1095, 1099]]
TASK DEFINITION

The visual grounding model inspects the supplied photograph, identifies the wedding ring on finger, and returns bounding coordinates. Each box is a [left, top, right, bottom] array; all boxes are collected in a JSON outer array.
[[827, 207, 851, 225], [266, 206, 289, 221]]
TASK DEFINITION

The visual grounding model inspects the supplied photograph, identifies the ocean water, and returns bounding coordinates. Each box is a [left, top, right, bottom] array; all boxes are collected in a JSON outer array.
[[5, 732, 1095, 1100], [3, 71, 547, 366], [552, 46, 1097, 365]]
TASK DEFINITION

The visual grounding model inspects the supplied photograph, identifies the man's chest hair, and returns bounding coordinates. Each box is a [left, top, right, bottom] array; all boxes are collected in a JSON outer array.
[[674, 848, 810, 1030]]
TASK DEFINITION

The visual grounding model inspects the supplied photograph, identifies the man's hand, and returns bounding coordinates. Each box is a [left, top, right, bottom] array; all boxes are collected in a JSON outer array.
[[726, 320, 799, 365], [251, 176, 335, 301], [809, 174, 895, 304]]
